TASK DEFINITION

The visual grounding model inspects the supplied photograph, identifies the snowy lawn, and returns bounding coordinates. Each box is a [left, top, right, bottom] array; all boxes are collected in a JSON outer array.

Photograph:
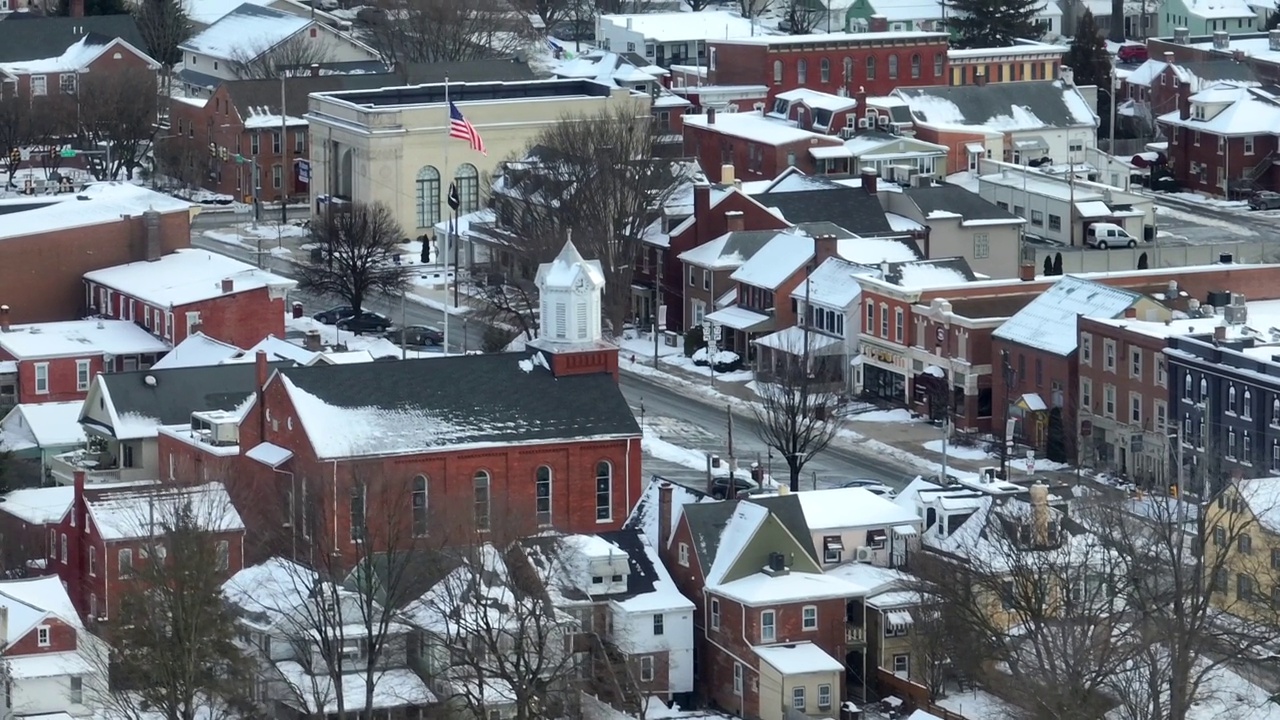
[[922, 439, 990, 461], [203, 221, 308, 249], [618, 331, 682, 361], [848, 408, 919, 423], [283, 313, 443, 360], [934, 685, 1021, 720], [1153, 205, 1256, 237], [661, 353, 754, 382], [1160, 191, 1250, 210]]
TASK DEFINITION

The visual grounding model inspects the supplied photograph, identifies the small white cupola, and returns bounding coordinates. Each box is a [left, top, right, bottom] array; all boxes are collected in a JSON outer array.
[[535, 240, 605, 344]]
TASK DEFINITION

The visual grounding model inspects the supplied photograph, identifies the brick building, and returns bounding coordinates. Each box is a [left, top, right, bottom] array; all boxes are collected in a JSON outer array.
[[1155, 83, 1280, 196], [165, 74, 395, 203], [0, 184, 194, 326], [683, 110, 844, 183], [706, 30, 950, 102], [83, 248, 296, 349], [161, 244, 642, 569], [0, 15, 155, 100], [0, 316, 169, 405]]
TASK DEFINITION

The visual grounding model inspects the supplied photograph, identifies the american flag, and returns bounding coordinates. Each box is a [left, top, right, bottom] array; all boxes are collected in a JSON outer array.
[[448, 101, 486, 156]]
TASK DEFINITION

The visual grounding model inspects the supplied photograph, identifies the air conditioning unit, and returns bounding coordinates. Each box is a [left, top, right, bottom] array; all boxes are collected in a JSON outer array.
[[857, 118, 870, 129], [753, 102, 765, 111], [840, 127, 856, 139], [855, 547, 874, 563], [877, 115, 890, 126]]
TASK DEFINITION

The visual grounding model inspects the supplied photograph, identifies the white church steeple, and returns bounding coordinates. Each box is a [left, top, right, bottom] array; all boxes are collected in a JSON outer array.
[[535, 240, 605, 344]]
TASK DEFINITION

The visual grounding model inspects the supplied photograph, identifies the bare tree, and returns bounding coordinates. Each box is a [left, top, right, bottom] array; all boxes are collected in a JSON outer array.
[[479, 106, 685, 335], [751, 336, 841, 491], [229, 34, 335, 79], [77, 67, 160, 180], [365, 0, 534, 66], [473, 281, 539, 351], [683, 0, 714, 10], [735, 0, 777, 20], [293, 201, 409, 319], [27, 95, 76, 181], [510, 0, 577, 34], [153, 135, 206, 189], [0, 94, 31, 190], [105, 482, 254, 720], [781, 0, 824, 34]]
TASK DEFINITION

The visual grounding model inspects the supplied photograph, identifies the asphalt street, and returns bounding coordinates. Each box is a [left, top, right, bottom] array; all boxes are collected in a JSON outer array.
[[188, 232, 489, 353]]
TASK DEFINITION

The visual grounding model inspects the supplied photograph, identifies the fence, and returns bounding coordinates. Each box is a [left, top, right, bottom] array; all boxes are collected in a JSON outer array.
[[1031, 240, 1277, 275]]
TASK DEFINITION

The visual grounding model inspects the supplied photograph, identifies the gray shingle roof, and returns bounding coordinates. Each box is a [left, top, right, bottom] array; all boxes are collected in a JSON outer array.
[[753, 186, 895, 236], [904, 184, 1024, 222], [94, 361, 293, 433], [898, 80, 1097, 129], [402, 58, 539, 85], [0, 15, 147, 63], [222, 73, 399, 119], [277, 353, 638, 450]]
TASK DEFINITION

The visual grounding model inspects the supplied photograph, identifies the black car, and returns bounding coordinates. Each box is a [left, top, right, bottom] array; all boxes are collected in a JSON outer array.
[[336, 311, 391, 334], [710, 474, 759, 499], [389, 325, 445, 347], [1249, 191, 1280, 211], [312, 305, 354, 324]]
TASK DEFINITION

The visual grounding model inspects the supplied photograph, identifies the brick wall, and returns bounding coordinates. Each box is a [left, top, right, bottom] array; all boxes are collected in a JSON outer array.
[[7, 616, 78, 655], [0, 211, 190, 325], [0, 354, 102, 404], [183, 289, 288, 348], [707, 38, 950, 100]]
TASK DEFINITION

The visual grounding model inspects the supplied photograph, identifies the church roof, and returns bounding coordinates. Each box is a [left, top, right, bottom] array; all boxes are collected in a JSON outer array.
[[537, 241, 605, 289]]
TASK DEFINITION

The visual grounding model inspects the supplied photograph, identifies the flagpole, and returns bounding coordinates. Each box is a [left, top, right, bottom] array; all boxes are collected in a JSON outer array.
[[443, 75, 451, 355]]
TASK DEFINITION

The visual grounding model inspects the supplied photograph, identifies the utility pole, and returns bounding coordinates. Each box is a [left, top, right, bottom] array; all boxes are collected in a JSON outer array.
[[281, 73, 289, 226], [653, 254, 663, 369]]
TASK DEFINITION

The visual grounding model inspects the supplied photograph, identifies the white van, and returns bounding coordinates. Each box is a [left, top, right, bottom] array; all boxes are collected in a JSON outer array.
[[1086, 222, 1140, 249]]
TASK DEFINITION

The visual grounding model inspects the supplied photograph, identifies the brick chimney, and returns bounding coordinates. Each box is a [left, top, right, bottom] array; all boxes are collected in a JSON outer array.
[[855, 86, 867, 115], [1163, 51, 1175, 64], [860, 167, 878, 194], [975, 68, 987, 87], [813, 234, 839, 265], [658, 482, 673, 551], [693, 181, 711, 244], [1177, 80, 1192, 120], [1019, 262, 1036, 281], [1124, 306, 1137, 319], [72, 470, 87, 618], [725, 210, 744, 232], [869, 14, 887, 31], [256, 350, 269, 440], [0, 304, 9, 333], [305, 330, 323, 351], [144, 207, 162, 261]]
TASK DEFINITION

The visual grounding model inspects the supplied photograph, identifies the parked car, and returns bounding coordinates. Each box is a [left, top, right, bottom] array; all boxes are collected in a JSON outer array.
[[1249, 191, 1280, 210], [1085, 222, 1140, 249], [389, 325, 444, 347], [312, 305, 355, 324], [336, 311, 391, 334], [711, 474, 759, 499], [840, 478, 898, 499], [1117, 44, 1148, 63]]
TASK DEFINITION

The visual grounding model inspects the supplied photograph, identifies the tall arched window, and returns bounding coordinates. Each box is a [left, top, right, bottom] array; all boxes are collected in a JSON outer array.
[[1184, 374, 1193, 399], [842, 56, 853, 82], [412, 475, 428, 536], [536, 466, 553, 527], [797, 59, 808, 84], [595, 461, 613, 522], [1273, 397, 1280, 426], [910, 54, 921, 79], [415, 166, 440, 229], [1243, 389, 1253, 419], [773, 60, 783, 84], [887, 54, 899, 79], [350, 482, 365, 541], [1200, 377, 1208, 402], [473, 470, 491, 531], [1229, 385, 1238, 413], [454, 163, 479, 214], [819, 58, 830, 83], [866, 56, 876, 80]]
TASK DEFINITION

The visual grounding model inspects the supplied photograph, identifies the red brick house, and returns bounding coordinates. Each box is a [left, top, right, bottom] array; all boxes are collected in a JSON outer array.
[[1156, 83, 1280, 196], [3, 474, 246, 625], [683, 109, 844, 183], [0, 315, 169, 404], [706, 29, 949, 102], [0, 34, 156, 99], [165, 74, 395, 203], [82, 248, 296, 350]]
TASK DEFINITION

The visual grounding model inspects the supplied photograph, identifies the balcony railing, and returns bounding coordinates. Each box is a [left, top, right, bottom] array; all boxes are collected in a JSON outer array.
[[49, 450, 148, 485], [846, 622, 865, 645]]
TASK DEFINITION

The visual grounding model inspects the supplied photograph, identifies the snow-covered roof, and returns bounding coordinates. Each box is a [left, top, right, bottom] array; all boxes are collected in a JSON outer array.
[[993, 275, 1142, 355], [1236, 476, 1280, 533], [896, 80, 1097, 132], [86, 482, 244, 540], [837, 237, 921, 265], [224, 335, 320, 366], [180, 3, 310, 60], [683, 111, 825, 146], [536, 241, 605, 290], [624, 477, 713, 550], [0, 34, 125, 74], [1185, 0, 1254, 18], [731, 233, 814, 289], [705, 305, 772, 331], [775, 88, 858, 113], [0, 319, 170, 360], [705, 502, 768, 587], [0, 575, 83, 645], [885, 213, 925, 233], [893, 261, 973, 290], [182, 0, 274, 25], [0, 486, 74, 525], [151, 333, 244, 370], [947, 42, 1066, 60], [0, 401, 86, 452], [7, 651, 95, 679], [222, 556, 317, 622], [754, 642, 843, 675], [276, 662, 436, 713], [753, 326, 843, 355], [719, 30, 947, 46], [825, 562, 913, 595], [1124, 59, 1167, 88], [791, 487, 921, 531], [84, 248, 297, 308], [0, 182, 192, 240], [715, 570, 866, 605], [245, 441, 293, 468], [600, 11, 762, 43], [790, 256, 862, 308], [1157, 85, 1280, 137], [242, 106, 308, 129]]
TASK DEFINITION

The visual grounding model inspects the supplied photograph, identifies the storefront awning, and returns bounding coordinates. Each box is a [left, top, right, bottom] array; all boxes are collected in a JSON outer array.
[[706, 306, 772, 332], [965, 142, 985, 154], [753, 326, 843, 355], [885, 610, 914, 627]]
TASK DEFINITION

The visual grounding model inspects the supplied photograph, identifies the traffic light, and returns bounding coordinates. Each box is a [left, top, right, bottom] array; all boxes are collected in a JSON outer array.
[[208, 143, 216, 157], [7, 148, 18, 165], [218, 146, 228, 161]]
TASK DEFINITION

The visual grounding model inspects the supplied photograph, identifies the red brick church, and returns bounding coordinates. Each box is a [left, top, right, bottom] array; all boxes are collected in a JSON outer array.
[[159, 242, 641, 567]]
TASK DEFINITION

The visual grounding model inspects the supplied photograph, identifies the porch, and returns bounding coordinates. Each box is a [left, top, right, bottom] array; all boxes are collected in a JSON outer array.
[[753, 326, 850, 391], [49, 433, 152, 485]]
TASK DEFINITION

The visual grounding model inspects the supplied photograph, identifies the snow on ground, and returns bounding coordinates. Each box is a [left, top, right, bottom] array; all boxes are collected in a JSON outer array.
[[661, 353, 754, 382], [642, 428, 710, 471], [202, 221, 309, 249], [848, 408, 919, 423], [1153, 204, 1256, 237], [934, 685, 1021, 719], [923, 439, 991, 461], [618, 331, 682, 361], [283, 313, 443, 360], [1160, 191, 1250, 210]]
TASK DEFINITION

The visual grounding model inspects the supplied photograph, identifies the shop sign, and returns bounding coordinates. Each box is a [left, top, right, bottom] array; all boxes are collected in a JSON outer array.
[[866, 345, 903, 367]]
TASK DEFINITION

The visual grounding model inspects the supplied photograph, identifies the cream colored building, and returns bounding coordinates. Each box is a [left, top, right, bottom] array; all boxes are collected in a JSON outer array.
[[306, 79, 649, 262], [754, 643, 843, 720]]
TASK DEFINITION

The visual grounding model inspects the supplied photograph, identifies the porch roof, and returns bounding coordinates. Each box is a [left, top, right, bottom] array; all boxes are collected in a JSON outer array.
[[753, 326, 843, 355], [705, 306, 772, 332]]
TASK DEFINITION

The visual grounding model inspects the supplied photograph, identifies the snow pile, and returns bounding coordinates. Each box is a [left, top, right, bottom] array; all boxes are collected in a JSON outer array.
[[848, 408, 918, 423], [692, 348, 739, 365], [923, 439, 990, 461]]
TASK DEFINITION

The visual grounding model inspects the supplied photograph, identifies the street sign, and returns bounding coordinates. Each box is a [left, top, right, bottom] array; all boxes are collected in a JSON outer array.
[[295, 159, 311, 182], [1025, 450, 1035, 475], [59, 148, 76, 158]]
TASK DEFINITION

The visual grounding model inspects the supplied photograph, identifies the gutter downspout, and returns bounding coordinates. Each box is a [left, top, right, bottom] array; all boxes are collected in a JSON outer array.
[[625, 437, 633, 523], [332, 459, 339, 556], [273, 467, 296, 561]]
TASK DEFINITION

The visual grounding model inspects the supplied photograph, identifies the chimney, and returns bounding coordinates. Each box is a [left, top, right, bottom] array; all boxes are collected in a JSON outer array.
[[868, 14, 887, 32], [72, 470, 87, 615], [1215, 324, 1227, 342], [1029, 482, 1050, 547], [860, 166, 878, 194], [855, 86, 867, 115], [256, 349, 269, 440], [221, 278, 234, 294], [693, 182, 711, 227], [721, 163, 735, 186], [1019, 262, 1036, 281], [310, 63, 320, 77], [1271, 29, 1280, 52], [658, 482, 673, 551], [725, 210, 744, 232], [1163, 51, 1175, 64], [255, 349, 269, 391], [0, 304, 8, 333], [304, 329, 323, 351], [1174, 27, 1190, 44], [813, 234, 838, 265], [69, 0, 83, 16], [707, 108, 716, 125], [1178, 81, 1191, 120], [975, 68, 987, 87], [1124, 306, 1137, 319], [144, 207, 162, 261], [1059, 66, 1074, 87], [1212, 30, 1229, 50]]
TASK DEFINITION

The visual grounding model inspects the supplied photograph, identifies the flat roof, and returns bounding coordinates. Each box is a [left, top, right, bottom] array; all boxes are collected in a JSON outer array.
[[714, 30, 948, 47], [0, 182, 192, 240], [314, 78, 616, 110]]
